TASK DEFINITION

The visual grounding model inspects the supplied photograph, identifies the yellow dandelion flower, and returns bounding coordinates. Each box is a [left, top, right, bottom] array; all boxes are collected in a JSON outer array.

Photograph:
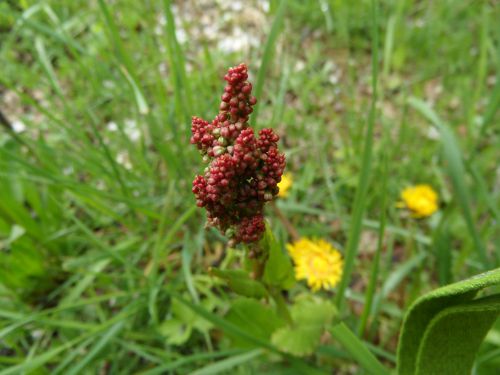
[[399, 184, 438, 218], [286, 238, 344, 292], [278, 173, 293, 198]]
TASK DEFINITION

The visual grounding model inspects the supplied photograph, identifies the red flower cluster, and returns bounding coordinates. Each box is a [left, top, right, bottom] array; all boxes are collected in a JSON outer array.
[[191, 63, 285, 244]]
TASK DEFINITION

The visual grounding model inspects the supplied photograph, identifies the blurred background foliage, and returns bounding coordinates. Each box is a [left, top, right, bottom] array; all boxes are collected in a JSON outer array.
[[0, 0, 499, 373]]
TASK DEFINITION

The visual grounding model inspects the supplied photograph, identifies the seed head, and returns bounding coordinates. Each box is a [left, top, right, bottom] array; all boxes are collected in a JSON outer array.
[[190, 63, 286, 244]]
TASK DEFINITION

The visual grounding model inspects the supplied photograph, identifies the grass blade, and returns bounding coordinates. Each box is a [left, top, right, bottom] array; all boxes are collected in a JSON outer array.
[[97, 0, 149, 114], [371, 252, 427, 326], [173, 293, 277, 352], [358, 136, 389, 335], [408, 97, 489, 268], [163, 0, 192, 121], [335, 0, 380, 311], [190, 349, 263, 375], [0, 336, 84, 375], [66, 321, 125, 375], [137, 350, 244, 375], [252, 0, 286, 124], [331, 322, 389, 375]]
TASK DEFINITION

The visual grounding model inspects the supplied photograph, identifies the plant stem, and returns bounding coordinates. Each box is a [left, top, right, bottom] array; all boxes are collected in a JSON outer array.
[[252, 257, 266, 280], [271, 201, 300, 241], [334, 0, 379, 312], [358, 149, 389, 336], [270, 288, 294, 325], [252, 229, 294, 326]]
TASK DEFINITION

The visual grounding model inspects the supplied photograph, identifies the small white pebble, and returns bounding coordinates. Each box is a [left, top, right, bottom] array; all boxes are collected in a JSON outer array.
[[31, 329, 44, 339], [426, 126, 440, 140], [63, 166, 74, 175], [103, 80, 115, 89], [260, 0, 270, 13], [116, 151, 132, 169], [107, 121, 118, 131], [12, 120, 26, 133]]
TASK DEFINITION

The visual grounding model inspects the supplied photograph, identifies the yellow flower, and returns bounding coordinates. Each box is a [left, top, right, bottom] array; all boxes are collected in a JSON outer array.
[[286, 238, 344, 292], [399, 184, 438, 218], [278, 173, 293, 198]]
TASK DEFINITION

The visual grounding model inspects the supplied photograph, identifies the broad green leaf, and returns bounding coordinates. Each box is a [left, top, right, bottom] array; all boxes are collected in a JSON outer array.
[[271, 295, 336, 356], [209, 267, 268, 298], [262, 225, 295, 289], [172, 294, 278, 352], [415, 295, 500, 375], [271, 324, 321, 357], [397, 268, 500, 375], [225, 298, 285, 348]]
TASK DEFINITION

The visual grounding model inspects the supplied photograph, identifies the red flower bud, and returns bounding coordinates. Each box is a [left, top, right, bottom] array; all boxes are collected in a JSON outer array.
[[190, 64, 286, 244]]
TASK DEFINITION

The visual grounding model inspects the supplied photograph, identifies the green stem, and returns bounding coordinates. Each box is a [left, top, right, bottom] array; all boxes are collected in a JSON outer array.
[[270, 288, 293, 326], [247, 242, 266, 280], [252, 228, 293, 325], [335, 0, 379, 311], [358, 149, 389, 336], [252, 257, 266, 280]]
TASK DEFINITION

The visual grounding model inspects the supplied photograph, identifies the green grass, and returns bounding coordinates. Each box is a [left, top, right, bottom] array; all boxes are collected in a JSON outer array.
[[0, 0, 499, 373]]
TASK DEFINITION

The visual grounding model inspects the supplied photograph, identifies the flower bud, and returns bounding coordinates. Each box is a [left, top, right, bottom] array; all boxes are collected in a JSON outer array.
[[213, 146, 225, 156], [190, 63, 285, 244]]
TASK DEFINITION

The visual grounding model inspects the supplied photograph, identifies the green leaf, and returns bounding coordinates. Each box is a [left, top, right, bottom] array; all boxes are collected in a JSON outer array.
[[159, 296, 212, 345], [159, 319, 192, 346], [416, 295, 500, 375], [225, 298, 285, 348], [271, 295, 336, 356], [334, 0, 380, 311], [66, 321, 124, 375], [172, 294, 279, 353], [0, 304, 139, 375], [210, 268, 268, 298], [262, 225, 295, 289], [330, 322, 389, 375], [397, 268, 500, 375], [252, 0, 286, 124], [408, 97, 489, 268], [190, 349, 263, 375], [6, 224, 26, 245], [171, 296, 198, 325]]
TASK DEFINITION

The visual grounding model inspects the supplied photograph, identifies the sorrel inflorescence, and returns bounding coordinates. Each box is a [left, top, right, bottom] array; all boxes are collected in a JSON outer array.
[[191, 63, 285, 245]]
